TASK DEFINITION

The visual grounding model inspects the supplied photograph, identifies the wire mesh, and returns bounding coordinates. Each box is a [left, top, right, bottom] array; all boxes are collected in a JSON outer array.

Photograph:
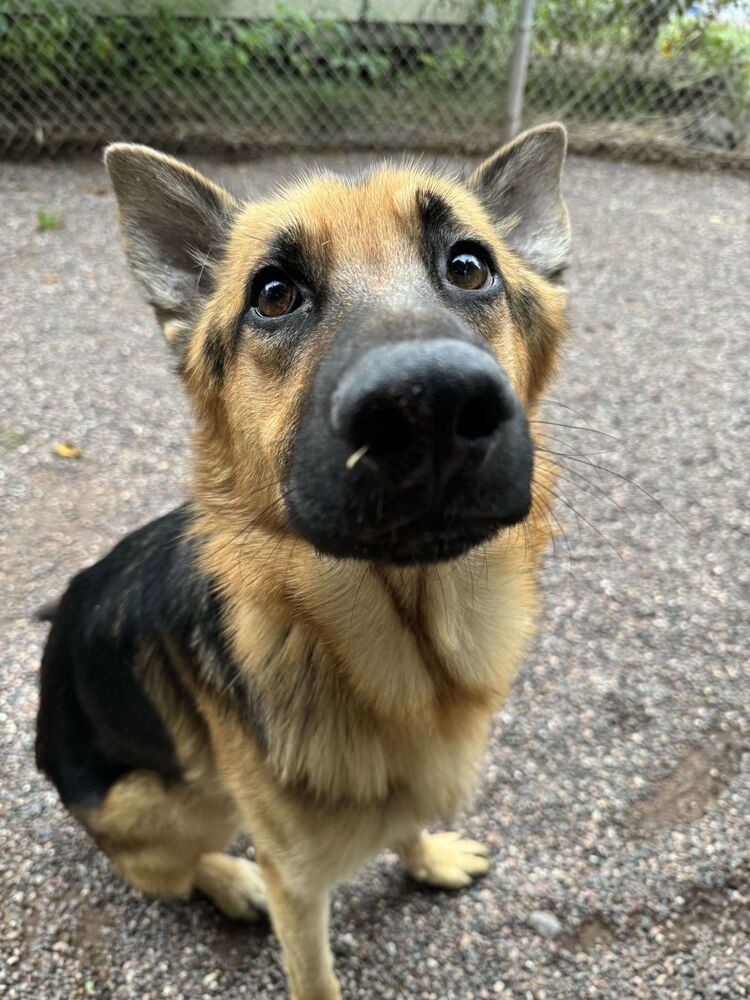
[[1, 1, 748, 165]]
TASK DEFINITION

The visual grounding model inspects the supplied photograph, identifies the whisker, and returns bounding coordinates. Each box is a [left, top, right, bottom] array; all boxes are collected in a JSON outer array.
[[544, 502, 574, 577], [520, 521, 529, 562], [535, 426, 621, 469], [257, 524, 288, 573], [349, 566, 370, 634], [209, 491, 285, 562], [530, 419, 620, 442], [540, 398, 600, 428], [534, 509, 557, 562], [551, 465, 636, 524], [539, 450, 683, 527], [537, 480, 625, 561], [535, 505, 562, 568], [434, 566, 449, 631], [536, 433, 619, 459], [212, 496, 287, 587]]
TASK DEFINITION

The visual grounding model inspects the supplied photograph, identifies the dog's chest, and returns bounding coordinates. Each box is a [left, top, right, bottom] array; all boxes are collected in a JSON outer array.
[[227, 550, 535, 812], [268, 673, 490, 820], [249, 630, 518, 816]]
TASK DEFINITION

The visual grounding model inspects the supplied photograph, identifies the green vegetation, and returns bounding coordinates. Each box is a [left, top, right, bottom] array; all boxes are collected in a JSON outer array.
[[528, 1, 750, 124], [0, 3, 417, 98], [0, 0, 746, 146], [36, 207, 63, 230], [0, 2, 513, 142], [659, 14, 750, 115], [0, 425, 29, 451]]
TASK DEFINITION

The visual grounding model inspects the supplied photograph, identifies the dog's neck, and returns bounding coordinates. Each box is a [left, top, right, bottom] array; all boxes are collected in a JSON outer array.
[[196, 505, 540, 698], [189, 488, 549, 805]]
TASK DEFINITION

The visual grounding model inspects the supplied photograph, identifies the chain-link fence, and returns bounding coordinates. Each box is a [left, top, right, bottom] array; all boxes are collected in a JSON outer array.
[[1, 1, 749, 166]]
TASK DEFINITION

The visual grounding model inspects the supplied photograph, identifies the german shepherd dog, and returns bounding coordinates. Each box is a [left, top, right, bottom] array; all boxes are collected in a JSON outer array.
[[36, 124, 570, 999]]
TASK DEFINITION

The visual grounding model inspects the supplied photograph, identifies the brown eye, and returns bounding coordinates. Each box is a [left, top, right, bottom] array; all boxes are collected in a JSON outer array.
[[447, 248, 491, 290], [254, 272, 298, 318]]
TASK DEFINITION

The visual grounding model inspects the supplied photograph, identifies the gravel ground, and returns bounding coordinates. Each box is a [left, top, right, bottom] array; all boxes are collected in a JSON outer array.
[[1, 151, 748, 1000]]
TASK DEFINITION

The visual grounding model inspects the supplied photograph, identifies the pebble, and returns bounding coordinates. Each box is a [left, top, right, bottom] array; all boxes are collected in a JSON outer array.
[[528, 910, 562, 939]]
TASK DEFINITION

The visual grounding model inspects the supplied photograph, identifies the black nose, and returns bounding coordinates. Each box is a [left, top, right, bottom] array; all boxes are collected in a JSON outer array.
[[331, 339, 516, 490]]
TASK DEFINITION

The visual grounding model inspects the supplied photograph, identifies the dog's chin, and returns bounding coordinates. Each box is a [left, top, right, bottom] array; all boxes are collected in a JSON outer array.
[[290, 508, 531, 566]]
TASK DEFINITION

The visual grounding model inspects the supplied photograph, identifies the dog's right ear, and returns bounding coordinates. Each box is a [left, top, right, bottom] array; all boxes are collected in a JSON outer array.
[[468, 124, 569, 280], [105, 144, 238, 351]]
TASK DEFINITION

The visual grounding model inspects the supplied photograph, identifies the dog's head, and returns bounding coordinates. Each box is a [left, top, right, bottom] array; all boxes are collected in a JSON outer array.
[[106, 129, 569, 565]]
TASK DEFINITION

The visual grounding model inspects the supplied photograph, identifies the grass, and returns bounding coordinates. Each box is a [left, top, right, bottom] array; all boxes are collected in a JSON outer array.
[[36, 207, 63, 231], [0, 426, 29, 452]]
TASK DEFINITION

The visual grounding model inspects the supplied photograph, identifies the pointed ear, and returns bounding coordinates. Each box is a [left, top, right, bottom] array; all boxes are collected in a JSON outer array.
[[104, 143, 238, 349], [468, 123, 570, 279]]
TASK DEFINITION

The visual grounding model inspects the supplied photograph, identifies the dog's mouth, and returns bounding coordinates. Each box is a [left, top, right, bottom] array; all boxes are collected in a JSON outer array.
[[289, 503, 531, 565]]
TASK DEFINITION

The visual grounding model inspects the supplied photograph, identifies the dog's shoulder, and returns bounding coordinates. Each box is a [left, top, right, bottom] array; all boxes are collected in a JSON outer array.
[[35, 505, 241, 807], [65, 504, 211, 645]]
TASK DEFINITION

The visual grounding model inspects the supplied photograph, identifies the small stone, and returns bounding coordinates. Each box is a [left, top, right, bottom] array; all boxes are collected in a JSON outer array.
[[334, 933, 356, 955], [527, 910, 562, 939]]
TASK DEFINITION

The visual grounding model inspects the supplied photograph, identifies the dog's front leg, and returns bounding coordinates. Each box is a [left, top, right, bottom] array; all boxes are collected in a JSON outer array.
[[258, 856, 340, 1000], [392, 827, 490, 890]]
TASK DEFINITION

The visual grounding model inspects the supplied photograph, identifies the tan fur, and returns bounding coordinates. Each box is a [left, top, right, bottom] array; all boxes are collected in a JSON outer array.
[[79, 133, 568, 999]]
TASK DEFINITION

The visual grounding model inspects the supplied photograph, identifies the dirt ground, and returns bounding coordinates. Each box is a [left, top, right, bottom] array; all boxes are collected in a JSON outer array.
[[1, 150, 748, 1000]]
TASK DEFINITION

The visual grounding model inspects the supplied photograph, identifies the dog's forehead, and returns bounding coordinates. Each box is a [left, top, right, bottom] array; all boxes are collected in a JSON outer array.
[[230, 165, 492, 267]]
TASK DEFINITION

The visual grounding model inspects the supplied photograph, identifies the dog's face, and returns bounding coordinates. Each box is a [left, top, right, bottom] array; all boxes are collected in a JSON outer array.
[[106, 130, 569, 564]]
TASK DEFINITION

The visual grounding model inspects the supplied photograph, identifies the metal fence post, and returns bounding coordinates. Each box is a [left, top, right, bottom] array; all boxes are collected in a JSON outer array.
[[505, 0, 536, 142]]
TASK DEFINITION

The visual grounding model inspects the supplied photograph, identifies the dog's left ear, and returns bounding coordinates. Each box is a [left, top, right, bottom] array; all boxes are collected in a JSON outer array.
[[105, 143, 238, 350], [469, 123, 570, 279]]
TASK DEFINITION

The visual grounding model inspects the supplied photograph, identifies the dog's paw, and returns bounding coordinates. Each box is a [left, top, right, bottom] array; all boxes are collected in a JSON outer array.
[[405, 831, 490, 890], [195, 854, 268, 920]]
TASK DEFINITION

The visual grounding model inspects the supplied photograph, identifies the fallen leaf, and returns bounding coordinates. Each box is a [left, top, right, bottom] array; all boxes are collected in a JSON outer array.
[[85, 184, 109, 196], [83, 270, 96, 279], [45, 272, 59, 284], [54, 441, 82, 459]]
